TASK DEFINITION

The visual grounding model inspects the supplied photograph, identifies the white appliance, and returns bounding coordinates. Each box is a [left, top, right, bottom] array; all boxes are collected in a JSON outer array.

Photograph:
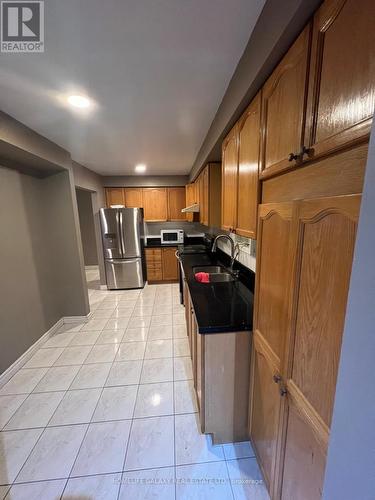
[[160, 229, 184, 245]]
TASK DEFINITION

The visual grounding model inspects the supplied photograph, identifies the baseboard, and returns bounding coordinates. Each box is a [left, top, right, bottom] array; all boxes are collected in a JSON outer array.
[[0, 311, 92, 388], [63, 311, 92, 323]]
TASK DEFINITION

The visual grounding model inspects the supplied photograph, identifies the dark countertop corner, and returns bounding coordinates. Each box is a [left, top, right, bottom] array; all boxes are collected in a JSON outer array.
[[180, 251, 254, 335]]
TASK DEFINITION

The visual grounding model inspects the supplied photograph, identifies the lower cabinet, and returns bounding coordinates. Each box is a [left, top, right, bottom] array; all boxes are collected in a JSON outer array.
[[185, 296, 251, 444], [250, 194, 361, 499], [145, 247, 179, 283]]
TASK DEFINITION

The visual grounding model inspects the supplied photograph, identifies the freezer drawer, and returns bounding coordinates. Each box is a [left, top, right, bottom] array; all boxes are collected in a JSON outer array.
[[105, 258, 144, 290]]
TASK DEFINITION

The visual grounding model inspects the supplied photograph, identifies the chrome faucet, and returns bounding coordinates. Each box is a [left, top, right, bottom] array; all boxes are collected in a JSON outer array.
[[212, 234, 239, 275]]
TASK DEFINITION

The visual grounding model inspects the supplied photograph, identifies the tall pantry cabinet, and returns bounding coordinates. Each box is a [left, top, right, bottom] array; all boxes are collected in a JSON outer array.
[[249, 0, 375, 499]]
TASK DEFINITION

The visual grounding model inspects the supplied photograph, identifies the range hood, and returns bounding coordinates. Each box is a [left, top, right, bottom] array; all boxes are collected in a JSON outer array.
[[181, 203, 200, 213]]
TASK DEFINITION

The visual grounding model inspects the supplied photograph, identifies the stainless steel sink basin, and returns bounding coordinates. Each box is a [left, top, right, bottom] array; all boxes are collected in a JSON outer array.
[[193, 266, 236, 283], [193, 266, 227, 274], [208, 273, 236, 282]]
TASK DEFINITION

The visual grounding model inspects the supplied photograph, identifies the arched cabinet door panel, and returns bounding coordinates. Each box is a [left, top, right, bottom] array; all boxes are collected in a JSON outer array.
[[250, 202, 294, 497], [281, 194, 361, 500], [221, 125, 238, 232]]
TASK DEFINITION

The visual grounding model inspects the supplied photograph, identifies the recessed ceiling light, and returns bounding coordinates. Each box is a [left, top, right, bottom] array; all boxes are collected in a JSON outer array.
[[135, 164, 147, 173], [67, 94, 91, 109]]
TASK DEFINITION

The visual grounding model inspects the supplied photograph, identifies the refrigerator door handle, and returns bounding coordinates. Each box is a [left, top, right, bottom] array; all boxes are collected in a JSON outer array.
[[106, 258, 140, 264], [119, 210, 126, 257]]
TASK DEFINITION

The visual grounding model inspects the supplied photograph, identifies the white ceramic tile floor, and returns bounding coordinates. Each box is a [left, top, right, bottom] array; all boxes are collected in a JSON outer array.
[[0, 280, 268, 499]]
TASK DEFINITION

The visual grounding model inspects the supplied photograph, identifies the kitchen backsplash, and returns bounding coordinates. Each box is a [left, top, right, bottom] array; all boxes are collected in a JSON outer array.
[[145, 221, 205, 236], [146, 221, 256, 272]]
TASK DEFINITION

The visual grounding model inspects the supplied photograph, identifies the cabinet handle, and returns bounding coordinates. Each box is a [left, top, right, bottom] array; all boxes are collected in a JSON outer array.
[[273, 374, 287, 396], [300, 145, 312, 159]]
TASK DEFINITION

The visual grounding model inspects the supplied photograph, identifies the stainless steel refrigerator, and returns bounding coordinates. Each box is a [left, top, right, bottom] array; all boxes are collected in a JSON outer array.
[[99, 207, 146, 290]]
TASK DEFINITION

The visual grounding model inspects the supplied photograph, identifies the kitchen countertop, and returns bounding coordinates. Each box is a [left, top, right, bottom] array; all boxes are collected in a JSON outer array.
[[179, 252, 254, 334]]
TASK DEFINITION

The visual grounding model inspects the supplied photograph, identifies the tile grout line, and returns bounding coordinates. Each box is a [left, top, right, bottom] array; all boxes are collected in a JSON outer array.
[[59, 314, 138, 498], [9, 335, 101, 490], [5, 457, 257, 489], [1, 285, 185, 495], [116, 294, 154, 500]]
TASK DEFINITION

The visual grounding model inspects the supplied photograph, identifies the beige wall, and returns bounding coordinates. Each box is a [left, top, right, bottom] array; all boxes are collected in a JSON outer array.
[[0, 166, 89, 373], [72, 161, 106, 284], [102, 175, 188, 187], [76, 188, 98, 266]]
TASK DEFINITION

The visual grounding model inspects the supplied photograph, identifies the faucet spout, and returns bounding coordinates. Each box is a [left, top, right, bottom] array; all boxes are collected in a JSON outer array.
[[212, 234, 238, 273]]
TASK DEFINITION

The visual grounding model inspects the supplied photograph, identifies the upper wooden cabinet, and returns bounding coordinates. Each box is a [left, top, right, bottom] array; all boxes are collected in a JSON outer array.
[[221, 125, 239, 232], [105, 188, 125, 207], [167, 187, 186, 221], [124, 188, 143, 208], [105, 187, 186, 221], [221, 93, 261, 237], [304, 0, 375, 160], [195, 163, 221, 227], [260, 25, 311, 179], [142, 188, 168, 221], [185, 183, 197, 222], [237, 93, 261, 238]]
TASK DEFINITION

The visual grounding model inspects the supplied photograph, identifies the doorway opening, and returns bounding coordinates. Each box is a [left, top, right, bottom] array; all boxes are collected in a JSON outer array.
[[76, 188, 99, 290]]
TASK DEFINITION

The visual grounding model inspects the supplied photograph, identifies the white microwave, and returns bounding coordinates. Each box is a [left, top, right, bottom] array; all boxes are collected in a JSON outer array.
[[160, 229, 184, 245]]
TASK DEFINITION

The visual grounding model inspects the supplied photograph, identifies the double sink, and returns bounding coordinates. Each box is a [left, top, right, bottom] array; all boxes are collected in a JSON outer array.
[[193, 265, 237, 283]]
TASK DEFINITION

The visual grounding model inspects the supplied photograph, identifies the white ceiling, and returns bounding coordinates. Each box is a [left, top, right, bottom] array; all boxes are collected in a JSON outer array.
[[0, 0, 265, 175]]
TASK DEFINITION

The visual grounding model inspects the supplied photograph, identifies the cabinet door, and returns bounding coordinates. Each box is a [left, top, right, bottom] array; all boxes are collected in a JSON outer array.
[[145, 248, 163, 282], [124, 188, 143, 208], [236, 92, 261, 238], [196, 327, 204, 414], [185, 184, 193, 222], [105, 188, 125, 207], [167, 187, 186, 221], [221, 125, 238, 232], [250, 202, 294, 496], [305, 0, 375, 161], [201, 167, 209, 226], [260, 25, 311, 179], [162, 247, 178, 281], [142, 188, 168, 221], [281, 194, 360, 500]]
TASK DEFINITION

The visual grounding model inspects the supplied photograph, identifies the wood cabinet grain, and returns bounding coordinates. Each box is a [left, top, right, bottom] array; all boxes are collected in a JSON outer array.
[[124, 188, 143, 208], [142, 188, 168, 221], [167, 187, 186, 221], [221, 125, 238, 232], [280, 194, 360, 500], [305, 0, 375, 160], [250, 202, 294, 495], [161, 247, 179, 281], [237, 92, 261, 238], [105, 188, 125, 207], [260, 25, 311, 179], [145, 248, 163, 282], [145, 246, 178, 283]]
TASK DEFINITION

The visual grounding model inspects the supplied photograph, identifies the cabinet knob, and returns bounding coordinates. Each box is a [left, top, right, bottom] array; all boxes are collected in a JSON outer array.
[[288, 152, 299, 162], [273, 374, 282, 384], [300, 145, 312, 159]]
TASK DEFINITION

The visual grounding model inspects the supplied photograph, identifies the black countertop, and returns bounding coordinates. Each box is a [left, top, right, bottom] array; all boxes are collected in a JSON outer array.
[[145, 236, 206, 248], [180, 252, 254, 335]]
